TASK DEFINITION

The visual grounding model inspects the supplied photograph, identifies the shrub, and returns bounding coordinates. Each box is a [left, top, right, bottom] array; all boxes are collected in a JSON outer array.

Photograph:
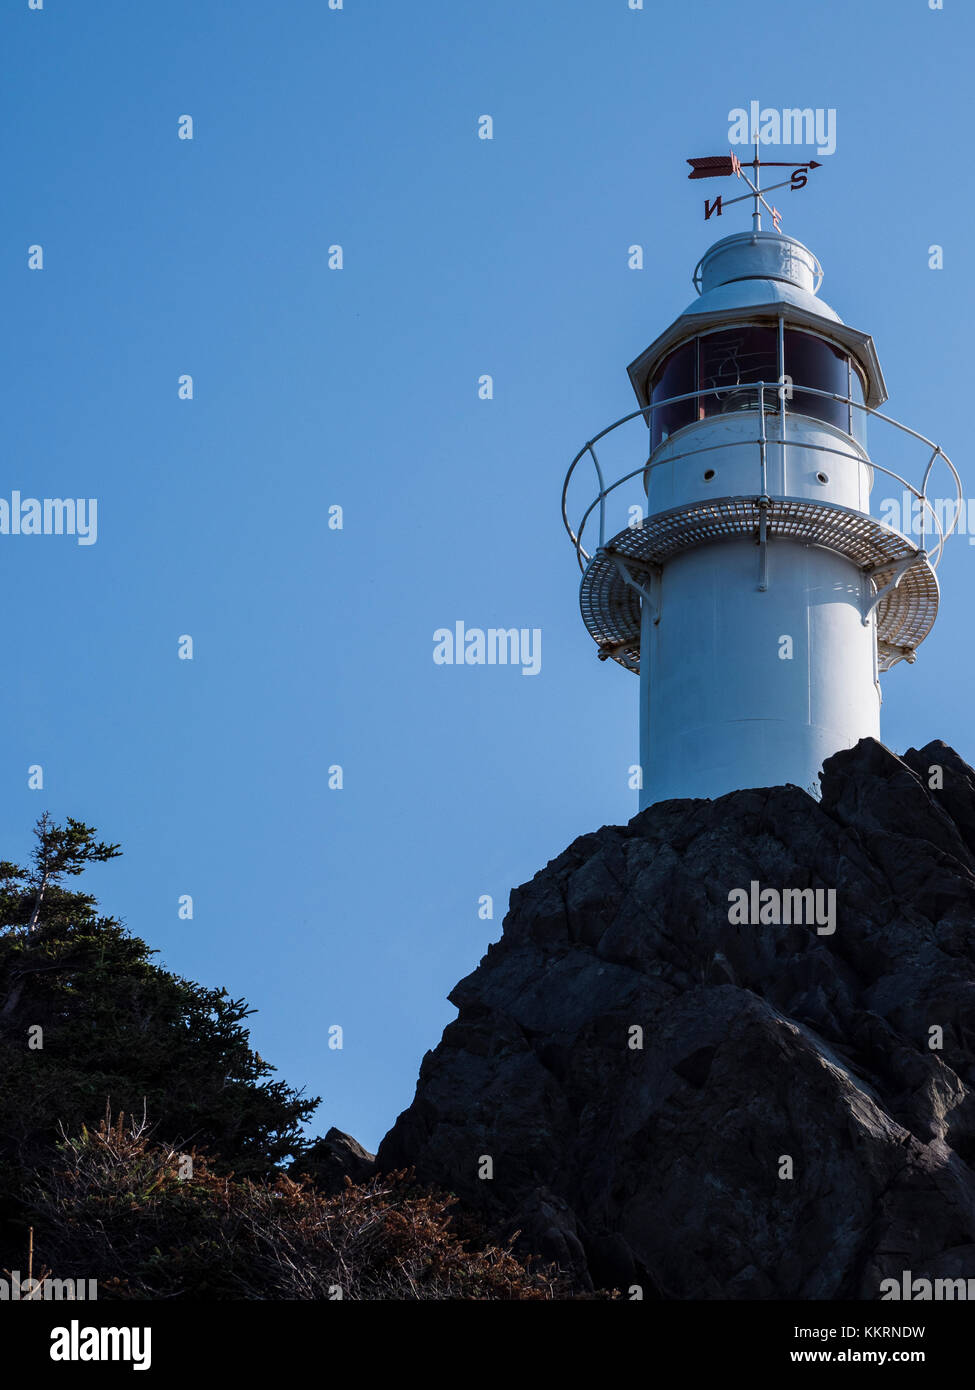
[[27, 1109, 572, 1300]]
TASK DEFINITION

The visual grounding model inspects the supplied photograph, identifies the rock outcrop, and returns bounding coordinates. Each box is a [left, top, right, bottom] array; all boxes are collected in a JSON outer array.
[[293, 1128, 376, 1194], [378, 738, 975, 1298]]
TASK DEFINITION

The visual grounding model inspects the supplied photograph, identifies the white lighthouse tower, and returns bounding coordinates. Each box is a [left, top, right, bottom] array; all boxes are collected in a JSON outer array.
[[563, 153, 960, 808]]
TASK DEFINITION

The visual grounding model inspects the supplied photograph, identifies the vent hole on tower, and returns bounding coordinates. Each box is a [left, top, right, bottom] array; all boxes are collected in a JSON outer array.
[[703, 469, 715, 481], [816, 471, 829, 484]]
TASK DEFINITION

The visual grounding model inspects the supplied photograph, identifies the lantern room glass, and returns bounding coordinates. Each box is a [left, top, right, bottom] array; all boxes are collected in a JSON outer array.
[[648, 326, 868, 453], [784, 330, 850, 433], [697, 326, 779, 419]]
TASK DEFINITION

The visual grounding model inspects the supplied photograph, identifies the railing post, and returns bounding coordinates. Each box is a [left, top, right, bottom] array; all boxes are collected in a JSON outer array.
[[589, 444, 607, 551]]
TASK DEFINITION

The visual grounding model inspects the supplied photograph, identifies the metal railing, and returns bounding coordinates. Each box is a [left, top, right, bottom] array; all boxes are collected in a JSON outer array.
[[562, 381, 962, 574]]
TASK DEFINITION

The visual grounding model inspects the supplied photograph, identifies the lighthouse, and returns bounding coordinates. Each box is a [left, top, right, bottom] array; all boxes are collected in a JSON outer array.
[[563, 153, 960, 808]]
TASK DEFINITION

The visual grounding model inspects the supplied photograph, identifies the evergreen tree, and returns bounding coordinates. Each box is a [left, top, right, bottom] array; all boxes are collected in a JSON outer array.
[[0, 814, 319, 1261]]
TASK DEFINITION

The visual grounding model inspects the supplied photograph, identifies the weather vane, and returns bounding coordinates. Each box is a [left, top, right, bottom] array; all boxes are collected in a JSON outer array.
[[687, 138, 823, 233]]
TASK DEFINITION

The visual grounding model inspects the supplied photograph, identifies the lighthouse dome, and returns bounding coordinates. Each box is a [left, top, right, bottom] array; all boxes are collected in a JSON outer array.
[[684, 230, 839, 322]]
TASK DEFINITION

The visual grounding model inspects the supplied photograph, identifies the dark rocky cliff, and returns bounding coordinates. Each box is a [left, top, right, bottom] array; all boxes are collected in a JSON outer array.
[[378, 738, 975, 1298]]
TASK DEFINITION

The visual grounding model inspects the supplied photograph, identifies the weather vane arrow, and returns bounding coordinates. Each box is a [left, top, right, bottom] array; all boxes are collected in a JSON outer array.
[[686, 141, 824, 232]]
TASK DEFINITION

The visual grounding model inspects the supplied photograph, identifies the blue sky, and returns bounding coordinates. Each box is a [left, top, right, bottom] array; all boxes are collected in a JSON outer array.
[[2, 0, 970, 1152]]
